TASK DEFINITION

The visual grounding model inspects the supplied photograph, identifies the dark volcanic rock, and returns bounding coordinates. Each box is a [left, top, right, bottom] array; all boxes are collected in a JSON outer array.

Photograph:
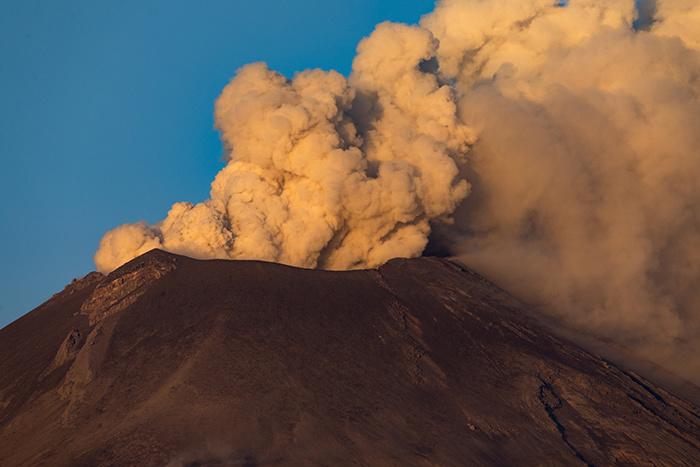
[[0, 249, 699, 466]]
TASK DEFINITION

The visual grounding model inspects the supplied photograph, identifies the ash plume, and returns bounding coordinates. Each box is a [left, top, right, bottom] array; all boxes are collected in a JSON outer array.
[[95, 1, 700, 383], [96, 23, 472, 273], [427, 0, 700, 383]]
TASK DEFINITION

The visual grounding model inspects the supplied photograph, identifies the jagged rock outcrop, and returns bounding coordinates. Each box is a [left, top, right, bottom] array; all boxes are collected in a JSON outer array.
[[0, 250, 699, 466], [81, 250, 177, 325]]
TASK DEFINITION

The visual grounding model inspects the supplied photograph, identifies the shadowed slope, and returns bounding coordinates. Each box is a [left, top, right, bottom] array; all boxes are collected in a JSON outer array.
[[1, 249, 699, 466]]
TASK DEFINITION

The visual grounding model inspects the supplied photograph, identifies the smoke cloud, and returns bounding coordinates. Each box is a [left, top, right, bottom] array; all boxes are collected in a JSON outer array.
[[96, 22, 472, 273], [426, 0, 700, 383], [96, 1, 700, 383]]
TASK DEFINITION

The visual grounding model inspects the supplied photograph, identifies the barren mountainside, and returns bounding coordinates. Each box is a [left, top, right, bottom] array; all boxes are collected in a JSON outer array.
[[1, 250, 699, 466]]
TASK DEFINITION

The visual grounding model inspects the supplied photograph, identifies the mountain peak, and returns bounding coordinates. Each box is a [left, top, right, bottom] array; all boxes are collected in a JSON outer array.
[[1, 252, 699, 466]]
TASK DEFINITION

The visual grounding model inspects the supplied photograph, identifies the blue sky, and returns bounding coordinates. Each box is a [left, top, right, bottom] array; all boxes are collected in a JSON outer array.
[[0, 0, 436, 327]]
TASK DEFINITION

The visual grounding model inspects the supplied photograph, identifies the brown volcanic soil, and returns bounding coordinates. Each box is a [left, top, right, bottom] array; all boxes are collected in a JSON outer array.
[[1, 250, 699, 466]]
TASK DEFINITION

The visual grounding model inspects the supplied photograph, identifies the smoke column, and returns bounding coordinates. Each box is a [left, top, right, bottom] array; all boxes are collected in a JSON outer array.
[[96, 23, 472, 273], [95, 1, 700, 383]]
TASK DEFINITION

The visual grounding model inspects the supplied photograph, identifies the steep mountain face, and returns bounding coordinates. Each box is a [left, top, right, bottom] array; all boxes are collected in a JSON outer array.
[[1, 250, 699, 466]]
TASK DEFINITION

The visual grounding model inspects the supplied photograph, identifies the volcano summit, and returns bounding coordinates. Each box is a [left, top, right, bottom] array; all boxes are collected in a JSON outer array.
[[0, 250, 699, 466]]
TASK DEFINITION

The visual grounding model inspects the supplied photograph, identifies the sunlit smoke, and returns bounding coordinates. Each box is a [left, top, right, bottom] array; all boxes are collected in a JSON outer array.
[[425, 0, 700, 383], [95, 0, 700, 383], [96, 23, 472, 273]]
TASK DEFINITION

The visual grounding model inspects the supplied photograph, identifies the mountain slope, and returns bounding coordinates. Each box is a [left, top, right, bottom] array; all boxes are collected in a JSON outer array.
[[1, 250, 699, 466]]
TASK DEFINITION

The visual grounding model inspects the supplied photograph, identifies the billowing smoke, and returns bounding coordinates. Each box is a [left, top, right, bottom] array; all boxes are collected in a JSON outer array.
[[96, 22, 472, 273], [426, 0, 700, 383], [96, 1, 700, 383]]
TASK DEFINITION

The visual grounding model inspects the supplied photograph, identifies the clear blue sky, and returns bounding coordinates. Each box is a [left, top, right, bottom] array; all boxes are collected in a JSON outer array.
[[0, 0, 436, 327]]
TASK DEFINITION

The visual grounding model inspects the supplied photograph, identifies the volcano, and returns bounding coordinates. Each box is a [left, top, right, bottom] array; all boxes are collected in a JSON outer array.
[[1, 249, 699, 466]]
